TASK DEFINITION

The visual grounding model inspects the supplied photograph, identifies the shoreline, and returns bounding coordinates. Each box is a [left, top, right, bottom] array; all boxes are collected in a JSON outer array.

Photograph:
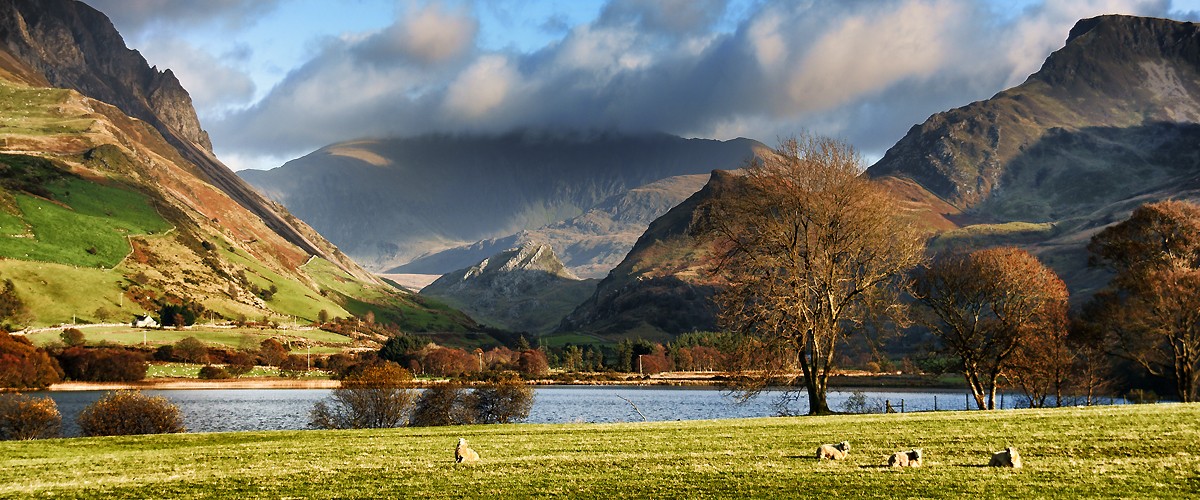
[[44, 372, 967, 391]]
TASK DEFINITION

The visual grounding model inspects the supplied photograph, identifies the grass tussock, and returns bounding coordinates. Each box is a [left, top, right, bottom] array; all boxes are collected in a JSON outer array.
[[0, 403, 1196, 498]]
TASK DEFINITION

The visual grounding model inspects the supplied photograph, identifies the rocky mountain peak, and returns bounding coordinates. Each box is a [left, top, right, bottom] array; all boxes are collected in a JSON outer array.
[[458, 241, 579, 283], [0, 0, 212, 151]]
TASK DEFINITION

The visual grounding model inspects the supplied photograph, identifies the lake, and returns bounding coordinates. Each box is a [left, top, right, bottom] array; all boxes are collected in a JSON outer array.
[[37, 386, 1076, 437]]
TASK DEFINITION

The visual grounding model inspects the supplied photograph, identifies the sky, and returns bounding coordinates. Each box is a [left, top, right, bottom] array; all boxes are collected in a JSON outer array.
[[82, 0, 1200, 171]]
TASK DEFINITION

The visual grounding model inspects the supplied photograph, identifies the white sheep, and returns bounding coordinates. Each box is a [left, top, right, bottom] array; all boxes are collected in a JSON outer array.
[[816, 441, 850, 460], [888, 448, 923, 467], [989, 447, 1021, 468], [455, 438, 480, 463]]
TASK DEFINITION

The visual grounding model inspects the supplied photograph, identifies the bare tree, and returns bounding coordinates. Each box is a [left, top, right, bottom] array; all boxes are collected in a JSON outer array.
[[913, 247, 1069, 410], [697, 134, 926, 415], [309, 363, 417, 429], [1084, 200, 1200, 402]]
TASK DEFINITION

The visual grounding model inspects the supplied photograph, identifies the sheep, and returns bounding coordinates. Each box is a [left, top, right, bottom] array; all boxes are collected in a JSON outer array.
[[816, 441, 850, 460], [989, 447, 1021, 468], [455, 438, 480, 463]]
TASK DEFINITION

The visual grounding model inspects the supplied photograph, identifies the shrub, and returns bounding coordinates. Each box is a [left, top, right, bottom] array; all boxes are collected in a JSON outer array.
[[258, 338, 288, 367], [309, 363, 416, 429], [472, 373, 534, 424], [226, 351, 255, 378], [58, 347, 147, 382], [172, 337, 209, 364], [0, 332, 63, 389], [518, 350, 549, 377], [279, 354, 308, 377], [60, 328, 85, 347], [0, 392, 61, 440], [197, 365, 230, 380], [410, 383, 475, 426], [77, 390, 185, 436]]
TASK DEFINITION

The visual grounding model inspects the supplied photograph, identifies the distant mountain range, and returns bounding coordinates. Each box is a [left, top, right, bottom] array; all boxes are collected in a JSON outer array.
[[393, 173, 712, 278], [420, 242, 597, 334], [239, 133, 764, 273], [563, 15, 1200, 340], [0, 0, 476, 333]]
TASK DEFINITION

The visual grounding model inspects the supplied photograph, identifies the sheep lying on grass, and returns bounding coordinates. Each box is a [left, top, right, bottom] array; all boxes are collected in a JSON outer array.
[[816, 441, 850, 460], [989, 447, 1021, 468], [455, 438, 480, 463], [888, 449, 923, 467]]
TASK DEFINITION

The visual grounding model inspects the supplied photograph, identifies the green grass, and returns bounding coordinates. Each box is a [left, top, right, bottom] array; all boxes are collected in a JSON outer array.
[[0, 163, 171, 268], [303, 258, 475, 332], [0, 403, 1195, 498], [145, 363, 330, 379], [0, 83, 91, 136], [25, 326, 353, 351], [0, 260, 148, 326], [930, 221, 1058, 251]]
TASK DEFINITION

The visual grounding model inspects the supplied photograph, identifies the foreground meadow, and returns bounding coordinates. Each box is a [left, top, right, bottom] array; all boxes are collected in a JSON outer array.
[[0, 403, 1197, 498]]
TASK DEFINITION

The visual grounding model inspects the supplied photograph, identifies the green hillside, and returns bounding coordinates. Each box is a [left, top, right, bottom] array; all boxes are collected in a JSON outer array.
[[0, 403, 1195, 497]]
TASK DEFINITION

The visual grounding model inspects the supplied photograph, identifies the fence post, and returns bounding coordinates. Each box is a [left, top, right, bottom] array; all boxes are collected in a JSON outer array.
[[900, 399, 905, 413], [934, 395, 938, 411]]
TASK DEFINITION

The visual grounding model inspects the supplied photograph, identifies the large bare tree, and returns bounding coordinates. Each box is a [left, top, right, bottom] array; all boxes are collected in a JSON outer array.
[[913, 247, 1069, 410], [1084, 200, 1200, 402], [697, 134, 925, 415]]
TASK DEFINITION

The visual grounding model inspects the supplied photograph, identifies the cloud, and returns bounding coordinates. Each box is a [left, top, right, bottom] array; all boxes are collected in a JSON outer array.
[[137, 38, 256, 117], [210, 0, 1176, 166], [82, 0, 279, 32], [352, 2, 479, 66]]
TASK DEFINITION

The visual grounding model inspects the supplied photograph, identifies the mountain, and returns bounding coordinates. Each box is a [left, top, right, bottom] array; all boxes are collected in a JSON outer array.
[[560, 171, 739, 341], [420, 242, 597, 334], [867, 14, 1200, 296], [392, 173, 711, 278], [564, 14, 1200, 339], [0, 0, 477, 333], [240, 133, 764, 272]]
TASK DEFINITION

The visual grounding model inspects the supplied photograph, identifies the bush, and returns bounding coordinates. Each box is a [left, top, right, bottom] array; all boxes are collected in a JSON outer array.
[[309, 363, 416, 429], [410, 383, 475, 427], [259, 338, 288, 367], [472, 373, 534, 424], [518, 350, 549, 377], [172, 337, 209, 364], [197, 365, 230, 380], [0, 392, 61, 440], [279, 354, 308, 377], [60, 328, 85, 347], [58, 347, 147, 382], [0, 332, 63, 389], [77, 390, 185, 436], [225, 351, 255, 378]]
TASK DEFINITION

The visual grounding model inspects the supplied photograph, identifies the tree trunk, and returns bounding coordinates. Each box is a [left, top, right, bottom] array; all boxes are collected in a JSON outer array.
[[807, 379, 832, 415]]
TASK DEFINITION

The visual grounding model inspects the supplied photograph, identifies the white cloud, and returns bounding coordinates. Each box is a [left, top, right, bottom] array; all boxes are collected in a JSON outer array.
[[210, 0, 1179, 167], [137, 38, 256, 118]]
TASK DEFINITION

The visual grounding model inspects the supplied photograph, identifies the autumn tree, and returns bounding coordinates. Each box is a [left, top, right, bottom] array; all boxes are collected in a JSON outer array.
[[1083, 200, 1200, 402], [77, 390, 185, 436], [912, 248, 1069, 410], [309, 363, 417, 429], [697, 134, 925, 415], [0, 332, 62, 389]]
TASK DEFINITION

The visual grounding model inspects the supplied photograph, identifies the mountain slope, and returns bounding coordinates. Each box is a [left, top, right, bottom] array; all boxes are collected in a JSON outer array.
[[392, 173, 711, 278], [565, 15, 1200, 339], [867, 14, 1200, 297], [0, 0, 368, 282], [240, 133, 763, 272], [420, 242, 597, 334], [0, 0, 477, 333]]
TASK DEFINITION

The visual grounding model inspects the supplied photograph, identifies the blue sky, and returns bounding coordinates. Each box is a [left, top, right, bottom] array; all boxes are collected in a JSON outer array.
[[83, 0, 1200, 171]]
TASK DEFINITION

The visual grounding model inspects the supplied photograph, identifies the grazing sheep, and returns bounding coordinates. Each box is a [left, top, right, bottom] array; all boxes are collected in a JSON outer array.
[[455, 438, 480, 463], [888, 448, 923, 467], [989, 447, 1021, 468], [816, 441, 850, 460]]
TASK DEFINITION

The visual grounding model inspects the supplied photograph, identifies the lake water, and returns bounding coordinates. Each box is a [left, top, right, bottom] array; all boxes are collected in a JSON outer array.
[[36, 386, 1082, 437]]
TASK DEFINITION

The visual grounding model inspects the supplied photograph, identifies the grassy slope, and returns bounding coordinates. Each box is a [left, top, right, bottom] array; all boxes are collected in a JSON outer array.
[[0, 404, 1195, 498], [24, 326, 352, 351]]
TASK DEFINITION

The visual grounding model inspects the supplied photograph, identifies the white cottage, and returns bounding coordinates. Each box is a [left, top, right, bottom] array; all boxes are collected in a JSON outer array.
[[132, 314, 159, 328]]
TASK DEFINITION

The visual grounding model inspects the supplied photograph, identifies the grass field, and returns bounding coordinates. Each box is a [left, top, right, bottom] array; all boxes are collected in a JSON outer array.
[[25, 325, 354, 351], [0, 403, 1195, 498]]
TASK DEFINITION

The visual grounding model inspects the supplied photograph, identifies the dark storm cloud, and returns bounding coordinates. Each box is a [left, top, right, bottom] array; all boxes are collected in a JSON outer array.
[[209, 0, 1174, 163]]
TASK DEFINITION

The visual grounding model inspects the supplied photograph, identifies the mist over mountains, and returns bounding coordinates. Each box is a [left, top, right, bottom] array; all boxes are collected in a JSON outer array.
[[240, 132, 763, 273]]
